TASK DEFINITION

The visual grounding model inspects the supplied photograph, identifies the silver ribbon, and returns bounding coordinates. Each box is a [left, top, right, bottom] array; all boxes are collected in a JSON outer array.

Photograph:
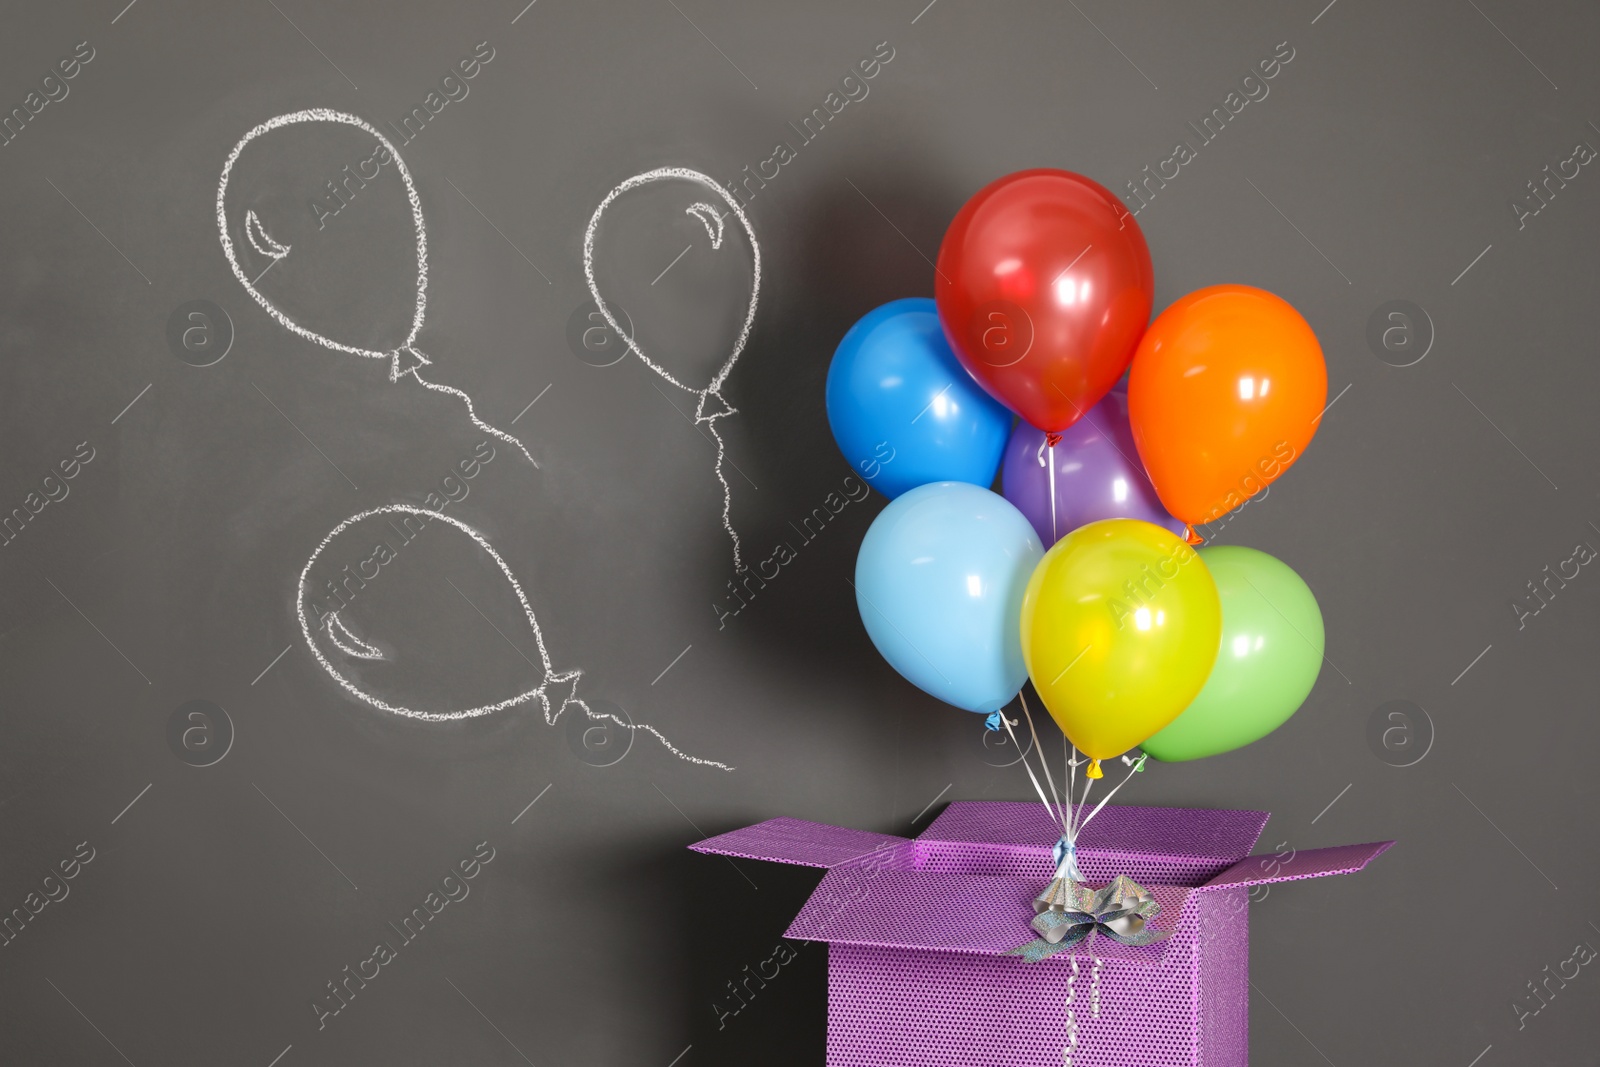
[[1008, 875, 1169, 964]]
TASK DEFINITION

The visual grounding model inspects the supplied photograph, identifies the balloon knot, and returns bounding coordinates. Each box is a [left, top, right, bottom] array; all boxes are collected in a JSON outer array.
[[984, 710, 1005, 732], [390, 344, 430, 382], [694, 387, 737, 423], [1182, 525, 1204, 546], [1085, 759, 1103, 780], [1045, 431, 1064, 448]]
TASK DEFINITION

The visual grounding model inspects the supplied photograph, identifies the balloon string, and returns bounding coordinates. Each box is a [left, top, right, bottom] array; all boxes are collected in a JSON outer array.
[[1018, 690, 1068, 834], [398, 346, 539, 469], [701, 407, 745, 572], [999, 707, 1069, 839], [1072, 769, 1093, 840], [1045, 435, 1061, 544], [1065, 733, 1076, 840], [1076, 753, 1147, 834], [1066, 739, 1083, 838], [568, 691, 734, 771]]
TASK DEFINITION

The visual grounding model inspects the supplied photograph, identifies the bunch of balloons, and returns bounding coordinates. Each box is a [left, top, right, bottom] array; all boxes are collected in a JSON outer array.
[[828, 169, 1328, 775]]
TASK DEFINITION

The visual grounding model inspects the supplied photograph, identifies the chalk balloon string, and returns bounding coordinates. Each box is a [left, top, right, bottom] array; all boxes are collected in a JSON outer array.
[[392, 346, 536, 468]]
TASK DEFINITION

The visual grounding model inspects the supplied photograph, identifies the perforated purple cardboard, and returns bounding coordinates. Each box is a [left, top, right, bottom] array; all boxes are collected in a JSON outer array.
[[692, 802, 1392, 1066]]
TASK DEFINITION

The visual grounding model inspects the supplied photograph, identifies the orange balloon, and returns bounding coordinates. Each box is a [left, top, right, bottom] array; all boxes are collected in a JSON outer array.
[[1127, 285, 1326, 529]]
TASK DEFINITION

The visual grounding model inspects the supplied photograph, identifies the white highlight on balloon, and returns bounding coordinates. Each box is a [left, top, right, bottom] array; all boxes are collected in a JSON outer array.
[[327, 610, 384, 660], [297, 505, 731, 770], [685, 203, 726, 248], [245, 209, 291, 260], [583, 167, 761, 571], [217, 109, 536, 469]]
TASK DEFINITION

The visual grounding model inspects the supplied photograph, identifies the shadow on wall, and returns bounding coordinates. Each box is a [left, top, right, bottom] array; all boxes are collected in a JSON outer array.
[[699, 150, 970, 682], [664, 839, 829, 1066], [645, 157, 969, 1053]]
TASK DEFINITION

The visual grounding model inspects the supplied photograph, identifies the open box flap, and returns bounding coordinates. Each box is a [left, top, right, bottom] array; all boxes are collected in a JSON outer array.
[[920, 802, 1271, 864], [787, 867, 1188, 966], [689, 817, 910, 869], [1196, 841, 1395, 892], [914, 802, 1273, 885]]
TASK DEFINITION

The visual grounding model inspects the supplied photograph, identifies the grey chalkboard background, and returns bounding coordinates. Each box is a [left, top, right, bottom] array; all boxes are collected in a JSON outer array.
[[2, 0, 1598, 1064]]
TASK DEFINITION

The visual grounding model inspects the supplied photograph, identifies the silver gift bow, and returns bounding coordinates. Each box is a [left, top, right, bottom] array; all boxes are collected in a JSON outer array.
[[1007, 875, 1170, 964]]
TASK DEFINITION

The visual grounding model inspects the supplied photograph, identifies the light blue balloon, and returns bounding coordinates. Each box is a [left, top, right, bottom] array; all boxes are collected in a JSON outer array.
[[826, 298, 1012, 498], [854, 482, 1043, 713]]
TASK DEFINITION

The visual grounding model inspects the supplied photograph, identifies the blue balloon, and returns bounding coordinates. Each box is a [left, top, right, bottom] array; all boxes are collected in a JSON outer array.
[[826, 298, 1012, 499], [854, 482, 1043, 714]]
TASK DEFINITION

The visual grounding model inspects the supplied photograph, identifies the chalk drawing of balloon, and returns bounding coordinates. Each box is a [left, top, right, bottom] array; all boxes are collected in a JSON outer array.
[[584, 169, 761, 570], [297, 504, 730, 769], [217, 109, 535, 468]]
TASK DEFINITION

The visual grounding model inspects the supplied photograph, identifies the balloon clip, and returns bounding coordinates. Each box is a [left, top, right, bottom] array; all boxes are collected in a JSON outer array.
[[1085, 759, 1103, 780], [1182, 525, 1204, 546]]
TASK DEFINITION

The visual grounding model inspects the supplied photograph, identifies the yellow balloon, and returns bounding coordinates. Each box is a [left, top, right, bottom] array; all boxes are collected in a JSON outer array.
[[1021, 519, 1222, 761]]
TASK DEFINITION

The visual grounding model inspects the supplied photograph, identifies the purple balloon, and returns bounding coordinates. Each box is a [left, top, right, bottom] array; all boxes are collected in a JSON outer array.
[[1000, 389, 1184, 547]]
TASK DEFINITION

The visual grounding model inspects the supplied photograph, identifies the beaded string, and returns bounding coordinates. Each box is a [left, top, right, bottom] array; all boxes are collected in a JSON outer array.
[[1062, 953, 1079, 1066], [1091, 955, 1103, 1017], [1062, 951, 1105, 1064]]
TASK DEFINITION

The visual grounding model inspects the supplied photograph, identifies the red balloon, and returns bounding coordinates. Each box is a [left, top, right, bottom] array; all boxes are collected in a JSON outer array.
[[936, 170, 1154, 434]]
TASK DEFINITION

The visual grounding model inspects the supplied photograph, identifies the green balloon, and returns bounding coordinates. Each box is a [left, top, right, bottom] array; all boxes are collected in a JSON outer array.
[[1142, 545, 1323, 762]]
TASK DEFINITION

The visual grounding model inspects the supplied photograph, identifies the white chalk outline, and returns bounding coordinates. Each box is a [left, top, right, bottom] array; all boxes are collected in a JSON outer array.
[[685, 203, 726, 249], [224, 120, 728, 770], [217, 109, 536, 469], [326, 610, 383, 660], [245, 209, 291, 260], [297, 505, 731, 769], [583, 168, 761, 570]]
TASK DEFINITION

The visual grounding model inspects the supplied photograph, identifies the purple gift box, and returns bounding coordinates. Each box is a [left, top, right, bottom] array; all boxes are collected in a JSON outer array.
[[692, 801, 1392, 1066]]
